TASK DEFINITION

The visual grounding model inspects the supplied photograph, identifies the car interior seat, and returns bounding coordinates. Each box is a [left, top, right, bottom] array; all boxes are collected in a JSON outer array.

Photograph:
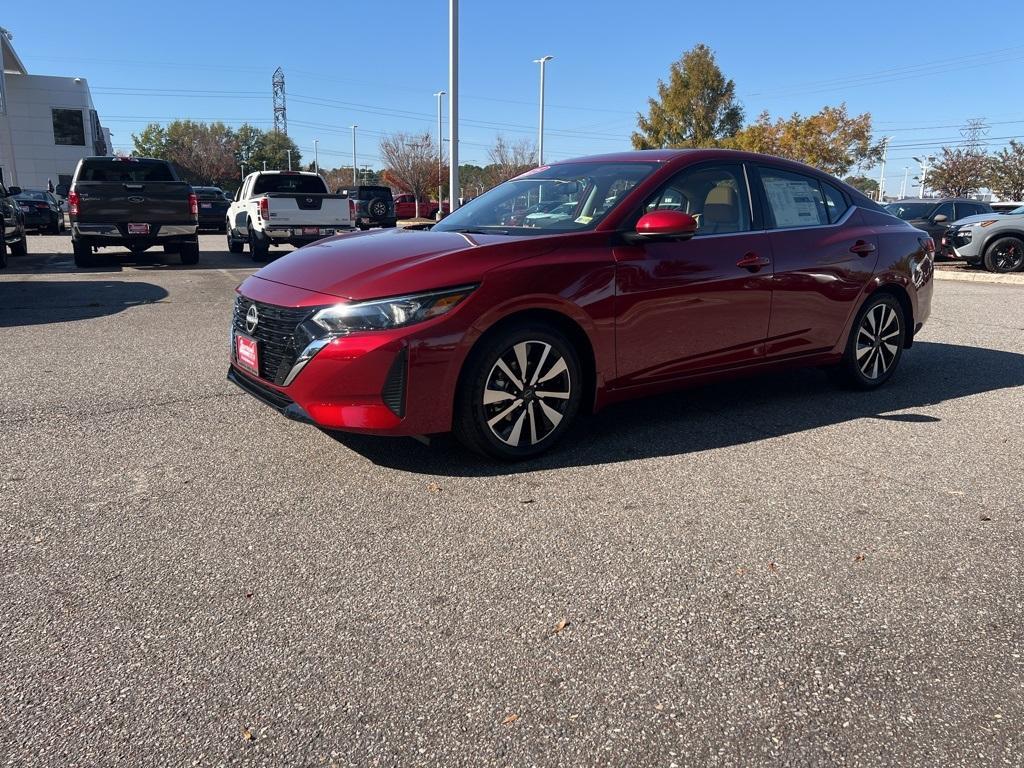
[[701, 184, 740, 234]]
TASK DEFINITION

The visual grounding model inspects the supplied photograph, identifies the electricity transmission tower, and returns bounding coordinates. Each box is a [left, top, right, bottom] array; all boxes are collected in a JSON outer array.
[[272, 67, 287, 136], [961, 118, 989, 152]]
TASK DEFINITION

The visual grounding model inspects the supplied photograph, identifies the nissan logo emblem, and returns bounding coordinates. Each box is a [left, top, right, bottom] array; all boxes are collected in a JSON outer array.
[[305, 198, 313, 203], [128, 196, 145, 204], [245, 304, 259, 333]]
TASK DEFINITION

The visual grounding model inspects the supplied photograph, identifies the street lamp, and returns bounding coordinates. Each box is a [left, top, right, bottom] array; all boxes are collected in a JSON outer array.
[[350, 125, 358, 184], [448, 0, 459, 211], [533, 55, 554, 166], [313, 139, 319, 175], [286, 149, 292, 171], [434, 90, 446, 218], [876, 136, 892, 203], [913, 155, 935, 198]]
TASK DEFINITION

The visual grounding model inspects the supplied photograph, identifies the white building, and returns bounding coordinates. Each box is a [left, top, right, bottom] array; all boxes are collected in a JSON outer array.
[[0, 27, 111, 191]]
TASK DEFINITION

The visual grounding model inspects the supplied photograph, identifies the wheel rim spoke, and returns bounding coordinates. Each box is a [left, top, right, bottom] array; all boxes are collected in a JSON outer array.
[[483, 339, 571, 447]]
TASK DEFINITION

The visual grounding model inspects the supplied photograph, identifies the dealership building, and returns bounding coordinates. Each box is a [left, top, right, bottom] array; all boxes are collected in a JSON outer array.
[[0, 27, 111, 191]]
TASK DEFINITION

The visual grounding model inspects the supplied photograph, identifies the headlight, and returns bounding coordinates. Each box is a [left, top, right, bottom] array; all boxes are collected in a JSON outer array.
[[310, 285, 475, 335]]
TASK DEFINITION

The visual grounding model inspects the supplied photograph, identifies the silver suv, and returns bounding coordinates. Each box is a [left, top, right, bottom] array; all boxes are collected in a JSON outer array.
[[944, 205, 1024, 273]]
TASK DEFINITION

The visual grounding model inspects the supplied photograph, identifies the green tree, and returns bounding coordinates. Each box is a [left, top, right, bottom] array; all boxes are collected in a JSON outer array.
[[131, 123, 169, 157], [987, 140, 1024, 201], [632, 44, 743, 150], [928, 146, 989, 197], [843, 175, 879, 197], [731, 104, 883, 177], [250, 130, 302, 172]]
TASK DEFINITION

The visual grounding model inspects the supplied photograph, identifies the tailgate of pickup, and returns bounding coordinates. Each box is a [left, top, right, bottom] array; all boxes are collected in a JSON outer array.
[[265, 194, 352, 227], [75, 181, 194, 223]]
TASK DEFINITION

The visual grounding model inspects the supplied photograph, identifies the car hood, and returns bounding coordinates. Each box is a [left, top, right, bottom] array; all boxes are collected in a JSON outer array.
[[951, 213, 1001, 227], [251, 227, 558, 300]]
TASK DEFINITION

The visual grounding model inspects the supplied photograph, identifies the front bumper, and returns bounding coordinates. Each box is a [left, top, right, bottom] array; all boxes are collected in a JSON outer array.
[[264, 225, 350, 241], [228, 280, 465, 436], [943, 226, 981, 260]]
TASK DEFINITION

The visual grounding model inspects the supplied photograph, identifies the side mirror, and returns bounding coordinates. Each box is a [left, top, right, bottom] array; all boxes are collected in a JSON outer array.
[[932, 213, 948, 223], [7, 186, 22, 196], [635, 210, 698, 239]]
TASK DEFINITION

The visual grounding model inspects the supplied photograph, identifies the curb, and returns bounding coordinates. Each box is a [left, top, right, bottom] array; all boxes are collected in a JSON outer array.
[[933, 270, 1024, 286]]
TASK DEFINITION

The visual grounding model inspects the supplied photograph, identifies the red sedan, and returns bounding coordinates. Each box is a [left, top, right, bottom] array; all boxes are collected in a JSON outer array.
[[229, 150, 934, 459]]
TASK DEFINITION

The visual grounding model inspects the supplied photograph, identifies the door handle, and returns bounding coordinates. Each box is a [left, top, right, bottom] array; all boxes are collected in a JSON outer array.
[[850, 240, 876, 256], [736, 252, 771, 272]]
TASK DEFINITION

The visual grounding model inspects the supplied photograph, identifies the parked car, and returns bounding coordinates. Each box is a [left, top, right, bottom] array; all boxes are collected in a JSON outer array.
[[884, 198, 993, 258], [393, 193, 447, 220], [991, 201, 1023, 214], [227, 149, 934, 459], [68, 156, 199, 267], [193, 186, 231, 232], [944, 206, 1024, 272], [0, 181, 29, 268], [227, 171, 354, 261], [13, 189, 64, 234], [337, 185, 396, 229]]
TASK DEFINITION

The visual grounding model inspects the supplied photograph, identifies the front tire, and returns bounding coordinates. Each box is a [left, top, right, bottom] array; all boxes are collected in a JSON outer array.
[[454, 324, 582, 460], [833, 293, 905, 390], [9, 234, 27, 257], [983, 236, 1024, 273], [227, 225, 244, 253]]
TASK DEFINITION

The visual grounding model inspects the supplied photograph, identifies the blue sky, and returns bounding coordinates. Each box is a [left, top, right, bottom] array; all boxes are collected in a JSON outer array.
[[5, 0, 1024, 186]]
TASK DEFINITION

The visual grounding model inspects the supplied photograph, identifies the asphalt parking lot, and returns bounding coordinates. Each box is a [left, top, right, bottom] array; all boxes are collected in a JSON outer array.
[[2, 234, 1022, 766]]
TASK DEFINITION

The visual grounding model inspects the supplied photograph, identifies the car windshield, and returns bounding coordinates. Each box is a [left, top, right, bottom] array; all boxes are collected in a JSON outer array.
[[434, 161, 659, 235], [357, 186, 391, 199], [252, 174, 327, 195], [15, 191, 48, 201], [194, 187, 223, 197], [885, 202, 934, 220], [1006, 205, 1024, 215]]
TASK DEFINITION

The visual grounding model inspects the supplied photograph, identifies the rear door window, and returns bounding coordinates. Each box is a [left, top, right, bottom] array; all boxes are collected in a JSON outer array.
[[758, 167, 830, 228], [820, 181, 849, 224]]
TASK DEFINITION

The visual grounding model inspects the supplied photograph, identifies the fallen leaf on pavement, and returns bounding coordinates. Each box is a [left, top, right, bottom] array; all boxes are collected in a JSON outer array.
[[502, 713, 519, 725], [853, 553, 866, 562], [768, 562, 779, 573], [553, 618, 570, 635], [242, 727, 255, 742], [427, 482, 442, 493]]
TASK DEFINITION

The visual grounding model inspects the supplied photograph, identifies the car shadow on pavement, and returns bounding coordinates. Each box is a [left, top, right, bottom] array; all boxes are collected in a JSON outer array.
[[0, 280, 168, 327], [0, 248, 259, 275], [328, 341, 1024, 476]]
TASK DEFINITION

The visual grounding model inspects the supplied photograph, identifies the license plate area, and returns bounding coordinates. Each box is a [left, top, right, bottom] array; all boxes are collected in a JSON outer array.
[[235, 332, 260, 376], [302, 226, 319, 235], [127, 223, 151, 235]]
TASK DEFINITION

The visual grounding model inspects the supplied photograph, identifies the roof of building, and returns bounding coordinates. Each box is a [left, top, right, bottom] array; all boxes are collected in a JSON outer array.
[[0, 28, 28, 76]]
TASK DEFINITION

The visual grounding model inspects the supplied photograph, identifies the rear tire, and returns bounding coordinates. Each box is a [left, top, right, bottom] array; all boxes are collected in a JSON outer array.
[[72, 238, 96, 268], [983, 236, 1024, 273], [832, 293, 905, 390], [248, 223, 270, 262], [179, 239, 200, 265], [227, 225, 244, 253], [454, 324, 582, 460], [9, 235, 27, 257]]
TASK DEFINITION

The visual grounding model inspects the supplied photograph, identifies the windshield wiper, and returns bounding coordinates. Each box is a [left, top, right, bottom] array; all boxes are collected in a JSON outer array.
[[449, 227, 511, 235]]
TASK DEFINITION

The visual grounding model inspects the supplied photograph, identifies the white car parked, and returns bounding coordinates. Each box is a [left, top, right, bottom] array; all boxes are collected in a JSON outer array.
[[227, 170, 354, 260]]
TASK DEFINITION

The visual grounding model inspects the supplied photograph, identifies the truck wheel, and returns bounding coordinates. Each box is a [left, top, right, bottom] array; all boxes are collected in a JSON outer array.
[[9, 234, 27, 257], [179, 239, 200, 266], [227, 227, 244, 253], [983, 236, 1024, 273], [248, 224, 270, 262], [72, 238, 96, 268]]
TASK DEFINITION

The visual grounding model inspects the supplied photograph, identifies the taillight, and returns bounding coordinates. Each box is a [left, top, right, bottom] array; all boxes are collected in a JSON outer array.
[[259, 197, 269, 220], [188, 193, 199, 217], [68, 190, 80, 216], [920, 236, 936, 257]]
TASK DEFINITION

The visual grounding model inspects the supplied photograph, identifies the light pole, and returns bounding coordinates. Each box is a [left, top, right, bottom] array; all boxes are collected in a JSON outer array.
[[913, 155, 934, 198], [533, 55, 554, 166], [286, 149, 292, 171], [350, 125, 358, 185], [313, 139, 319, 175], [434, 90, 446, 217], [448, 0, 459, 211], [876, 136, 892, 203], [899, 166, 909, 199]]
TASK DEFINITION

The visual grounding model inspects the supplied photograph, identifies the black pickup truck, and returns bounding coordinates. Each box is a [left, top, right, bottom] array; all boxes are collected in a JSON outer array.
[[69, 156, 200, 267]]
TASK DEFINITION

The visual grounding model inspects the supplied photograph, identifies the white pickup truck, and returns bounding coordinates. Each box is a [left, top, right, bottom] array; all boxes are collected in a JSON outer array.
[[226, 170, 354, 260]]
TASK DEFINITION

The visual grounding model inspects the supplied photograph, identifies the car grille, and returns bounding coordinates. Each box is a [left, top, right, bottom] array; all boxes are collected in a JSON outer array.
[[232, 297, 316, 385]]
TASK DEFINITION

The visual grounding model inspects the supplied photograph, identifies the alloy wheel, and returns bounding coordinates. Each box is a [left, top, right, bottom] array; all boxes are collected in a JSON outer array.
[[482, 340, 572, 447], [856, 303, 901, 380], [990, 241, 1023, 272]]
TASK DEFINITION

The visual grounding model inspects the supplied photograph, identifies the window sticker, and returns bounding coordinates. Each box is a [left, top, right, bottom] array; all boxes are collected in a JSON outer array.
[[763, 177, 825, 227]]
